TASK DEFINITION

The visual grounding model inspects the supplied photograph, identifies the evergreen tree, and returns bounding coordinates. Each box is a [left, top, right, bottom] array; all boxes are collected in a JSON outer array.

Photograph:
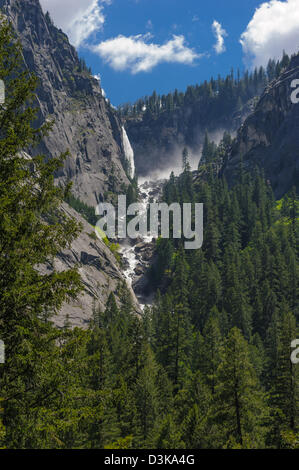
[[269, 311, 299, 446], [212, 328, 268, 448], [0, 18, 82, 448]]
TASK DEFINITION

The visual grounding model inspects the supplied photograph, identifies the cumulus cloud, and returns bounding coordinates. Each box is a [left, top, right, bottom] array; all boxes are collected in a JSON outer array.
[[240, 0, 299, 67], [40, 0, 110, 47], [92, 34, 201, 73], [212, 20, 227, 54]]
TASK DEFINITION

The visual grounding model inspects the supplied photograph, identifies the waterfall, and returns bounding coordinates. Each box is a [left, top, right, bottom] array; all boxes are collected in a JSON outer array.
[[119, 178, 164, 308], [122, 126, 135, 179]]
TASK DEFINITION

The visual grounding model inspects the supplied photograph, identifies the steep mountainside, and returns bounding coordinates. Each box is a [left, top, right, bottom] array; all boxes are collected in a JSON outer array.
[[0, 0, 130, 206], [0, 0, 141, 326], [224, 54, 299, 197]]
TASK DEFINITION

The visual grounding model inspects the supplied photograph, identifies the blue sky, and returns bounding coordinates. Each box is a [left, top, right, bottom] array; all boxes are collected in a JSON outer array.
[[40, 0, 299, 105]]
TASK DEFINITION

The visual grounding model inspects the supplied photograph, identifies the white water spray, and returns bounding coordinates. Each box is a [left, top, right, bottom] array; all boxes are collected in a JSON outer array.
[[122, 126, 135, 179], [119, 179, 163, 291]]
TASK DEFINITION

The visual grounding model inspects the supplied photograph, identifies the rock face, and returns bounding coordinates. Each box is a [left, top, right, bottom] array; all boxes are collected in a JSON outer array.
[[224, 54, 299, 198], [0, 0, 140, 326], [126, 96, 256, 178], [0, 0, 130, 206], [40, 203, 139, 328]]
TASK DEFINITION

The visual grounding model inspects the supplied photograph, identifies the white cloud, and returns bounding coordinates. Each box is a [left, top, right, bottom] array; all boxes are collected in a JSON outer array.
[[92, 34, 201, 73], [240, 0, 299, 67], [40, 0, 110, 47], [212, 20, 227, 54]]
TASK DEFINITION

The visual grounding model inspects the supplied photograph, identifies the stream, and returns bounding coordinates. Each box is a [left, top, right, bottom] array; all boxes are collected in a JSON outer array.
[[119, 178, 165, 309]]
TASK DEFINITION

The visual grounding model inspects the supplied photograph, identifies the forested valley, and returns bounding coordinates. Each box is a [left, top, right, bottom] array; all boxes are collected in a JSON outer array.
[[0, 6, 298, 451]]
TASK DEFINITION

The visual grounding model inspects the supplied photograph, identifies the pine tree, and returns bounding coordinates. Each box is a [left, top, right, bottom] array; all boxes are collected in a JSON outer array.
[[134, 345, 159, 446], [0, 17, 83, 448], [174, 371, 212, 448], [270, 311, 299, 446], [169, 249, 193, 388], [212, 328, 268, 448], [201, 309, 222, 394], [182, 147, 189, 172]]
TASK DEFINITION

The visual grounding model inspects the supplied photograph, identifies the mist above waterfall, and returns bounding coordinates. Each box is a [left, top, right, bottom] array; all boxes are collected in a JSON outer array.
[[137, 128, 236, 182], [138, 145, 200, 182]]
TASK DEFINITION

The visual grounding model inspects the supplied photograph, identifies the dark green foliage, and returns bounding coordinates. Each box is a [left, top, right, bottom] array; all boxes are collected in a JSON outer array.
[[147, 150, 298, 448], [0, 17, 83, 448], [118, 52, 291, 119], [66, 193, 98, 225]]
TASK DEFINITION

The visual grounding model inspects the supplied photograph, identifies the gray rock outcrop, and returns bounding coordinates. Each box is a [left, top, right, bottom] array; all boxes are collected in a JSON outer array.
[[0, 0, 130, 206], [39, 203, 139, 328], [224, 54, 299, 197]]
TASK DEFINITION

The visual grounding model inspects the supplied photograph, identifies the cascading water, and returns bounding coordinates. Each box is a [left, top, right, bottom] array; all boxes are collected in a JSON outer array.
[[119, 178, 165, 308], [119, 180, 154, 286], [120, 126, 165, 307], [122, 126, 135, 179]]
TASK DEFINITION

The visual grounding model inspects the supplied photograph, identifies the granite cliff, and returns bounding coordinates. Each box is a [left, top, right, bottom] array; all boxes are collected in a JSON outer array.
[[0, 0, 139, 325], [0, 0, 130, 206], [224, 54, 299, 197]]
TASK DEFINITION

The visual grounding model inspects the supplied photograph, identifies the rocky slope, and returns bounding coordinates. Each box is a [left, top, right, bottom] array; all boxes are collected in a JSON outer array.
[[39, 204, 139, 328], [0, 0, 130, 206], [224, 54, 299, 197]]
